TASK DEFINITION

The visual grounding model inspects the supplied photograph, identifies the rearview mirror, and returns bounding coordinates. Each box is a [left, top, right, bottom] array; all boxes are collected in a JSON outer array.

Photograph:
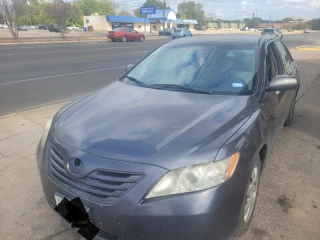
[[267, 75, 298, 92], [125, 64, 134, 73]]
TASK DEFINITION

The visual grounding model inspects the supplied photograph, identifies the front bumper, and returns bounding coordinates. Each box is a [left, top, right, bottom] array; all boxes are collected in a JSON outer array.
[[37, 139, 249, 240]]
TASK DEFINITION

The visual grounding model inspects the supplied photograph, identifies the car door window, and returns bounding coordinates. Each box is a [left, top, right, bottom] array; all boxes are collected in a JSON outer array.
[[266, 43, 279, 83], [274, 41, 292, 71]]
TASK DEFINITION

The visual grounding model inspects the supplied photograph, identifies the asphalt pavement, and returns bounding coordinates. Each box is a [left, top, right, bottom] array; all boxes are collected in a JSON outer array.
[[1, 32, 320, 117]]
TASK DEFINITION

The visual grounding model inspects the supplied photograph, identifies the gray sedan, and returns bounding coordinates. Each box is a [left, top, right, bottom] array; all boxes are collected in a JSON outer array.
[[261, 28, 283, 39], [172, 28, 192, 38], [37, 35, 299, 240]]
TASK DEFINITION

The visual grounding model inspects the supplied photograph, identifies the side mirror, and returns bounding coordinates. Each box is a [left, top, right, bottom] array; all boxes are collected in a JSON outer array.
[[125, 64, 134, 73], [267, 75, 298, 92]]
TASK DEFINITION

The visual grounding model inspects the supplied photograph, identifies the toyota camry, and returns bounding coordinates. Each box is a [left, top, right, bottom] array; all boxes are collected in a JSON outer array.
[[37, 35, 300, 240]]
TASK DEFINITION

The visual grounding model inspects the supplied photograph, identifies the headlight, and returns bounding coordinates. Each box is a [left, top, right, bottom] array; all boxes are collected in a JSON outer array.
[[40, 117, 53, 150], [146, 153, 240, 199]]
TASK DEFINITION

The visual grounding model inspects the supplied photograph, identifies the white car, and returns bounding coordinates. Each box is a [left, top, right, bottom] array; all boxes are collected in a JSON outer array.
[[67, 25, 80, 30], [0, 24, 8, 29], [304, 29, 310, 33]]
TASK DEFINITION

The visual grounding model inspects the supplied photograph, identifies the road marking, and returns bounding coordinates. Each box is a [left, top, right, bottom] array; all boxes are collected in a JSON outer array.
[[2, 45, 147, 56], [0, 66, 125, 86], [297, 60, 320, 63], [295, 47, 320, 51]]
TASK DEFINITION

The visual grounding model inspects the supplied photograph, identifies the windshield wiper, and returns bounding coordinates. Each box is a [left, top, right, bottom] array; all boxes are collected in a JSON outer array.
[[124, 76, 145, 86], [150, 84, 211, 94]]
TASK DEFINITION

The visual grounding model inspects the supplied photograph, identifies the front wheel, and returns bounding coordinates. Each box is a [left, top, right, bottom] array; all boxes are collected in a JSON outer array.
[[235, 156, 261, 237], [122, 36, 127, 42], [139, 36, 145, 42]]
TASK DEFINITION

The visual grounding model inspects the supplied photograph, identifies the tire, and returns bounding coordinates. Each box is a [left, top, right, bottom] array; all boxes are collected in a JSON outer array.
[[234, 156, 261, 237], [122, 36, 126, 42], [284, 91, 297, 126], [281, 35, 283, 39], [111, 39, 116, 42], [139, 36, 145, 42]]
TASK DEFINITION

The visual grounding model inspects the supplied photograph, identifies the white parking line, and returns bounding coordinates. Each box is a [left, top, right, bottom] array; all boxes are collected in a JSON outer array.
[[0, 66, 125, 86]]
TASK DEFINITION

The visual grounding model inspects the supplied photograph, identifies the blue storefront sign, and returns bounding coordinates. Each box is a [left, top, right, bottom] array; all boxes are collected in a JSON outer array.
[[140, 6, 156, 15]]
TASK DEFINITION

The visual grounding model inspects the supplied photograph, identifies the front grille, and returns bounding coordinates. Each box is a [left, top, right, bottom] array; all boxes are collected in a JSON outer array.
[[47, 144, 143, 204]]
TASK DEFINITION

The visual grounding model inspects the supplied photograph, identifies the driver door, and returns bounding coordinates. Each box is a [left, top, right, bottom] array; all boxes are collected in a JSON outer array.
[[264, 41, 286, 145], [124, 28, 132, 40]]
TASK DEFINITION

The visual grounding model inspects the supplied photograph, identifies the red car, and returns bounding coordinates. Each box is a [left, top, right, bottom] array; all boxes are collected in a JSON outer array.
[[107, 27, 146, 42]]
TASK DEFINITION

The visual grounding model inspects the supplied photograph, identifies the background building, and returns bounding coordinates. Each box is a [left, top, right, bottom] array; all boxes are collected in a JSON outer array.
[[83, 9, 198, 32]]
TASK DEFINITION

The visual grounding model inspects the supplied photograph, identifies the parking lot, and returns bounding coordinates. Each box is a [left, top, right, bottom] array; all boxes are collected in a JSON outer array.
[[0, 33, 320, 240]]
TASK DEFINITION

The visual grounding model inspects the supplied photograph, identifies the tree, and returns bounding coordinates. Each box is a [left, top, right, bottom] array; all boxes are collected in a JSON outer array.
[[76, 0, 116, 16], [309, 18, 320, 30], [293, 22, 311, 30], [118, 9, 133, 16], [46, 1, 72, 39], [0, 0, 27, 39], [282, 18, 293, 23], [177, 1, 205, 26], [134, 0, 170, 17]]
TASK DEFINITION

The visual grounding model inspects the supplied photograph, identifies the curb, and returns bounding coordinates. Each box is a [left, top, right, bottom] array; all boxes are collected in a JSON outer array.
[[0, 36, 168, 45], [0, 100, 70, 120]]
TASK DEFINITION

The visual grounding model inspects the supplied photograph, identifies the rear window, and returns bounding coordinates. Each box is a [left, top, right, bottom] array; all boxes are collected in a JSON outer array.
[[263, 29, 275, 32], [113, 28, 123, 32], [174, 30, 181, 33]]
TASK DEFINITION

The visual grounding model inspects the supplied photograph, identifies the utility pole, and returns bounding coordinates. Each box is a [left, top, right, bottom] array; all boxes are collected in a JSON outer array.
[[163, 0, 166, 30], [255, 8, 258, 28]]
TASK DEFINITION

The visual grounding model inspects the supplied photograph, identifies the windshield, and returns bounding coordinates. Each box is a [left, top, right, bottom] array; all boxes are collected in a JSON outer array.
[[125, 44, 258, 95], [263, 29, 274, 32]]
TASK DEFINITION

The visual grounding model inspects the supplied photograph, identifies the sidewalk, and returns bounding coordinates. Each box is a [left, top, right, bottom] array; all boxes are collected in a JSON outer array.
[[0, 52, 320, 240]]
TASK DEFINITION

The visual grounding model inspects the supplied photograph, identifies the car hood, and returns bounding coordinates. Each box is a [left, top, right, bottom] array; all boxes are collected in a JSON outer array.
[[53, 81, 252, 170]]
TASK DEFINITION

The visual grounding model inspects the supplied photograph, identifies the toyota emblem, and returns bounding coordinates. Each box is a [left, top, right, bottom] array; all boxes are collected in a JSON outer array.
[[67, 157, 84, 177]]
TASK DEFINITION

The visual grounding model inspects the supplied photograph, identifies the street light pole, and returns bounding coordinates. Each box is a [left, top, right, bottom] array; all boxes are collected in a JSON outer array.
[[163, 0, 166, 30]]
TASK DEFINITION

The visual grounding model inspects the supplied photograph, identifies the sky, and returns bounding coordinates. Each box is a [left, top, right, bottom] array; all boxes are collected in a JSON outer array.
[[114, 0, 320, 20]]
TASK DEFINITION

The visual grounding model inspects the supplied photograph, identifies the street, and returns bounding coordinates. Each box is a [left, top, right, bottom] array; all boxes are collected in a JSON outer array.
[[0, 33, 320, 240], [1, 32, 320, 117]]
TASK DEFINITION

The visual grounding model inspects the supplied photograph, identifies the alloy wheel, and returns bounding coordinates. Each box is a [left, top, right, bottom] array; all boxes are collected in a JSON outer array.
[[244, 165, 259, 223]]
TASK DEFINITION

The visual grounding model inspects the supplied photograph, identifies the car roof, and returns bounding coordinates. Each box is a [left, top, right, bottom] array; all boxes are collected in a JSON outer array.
[[166, 34, 269, 46]]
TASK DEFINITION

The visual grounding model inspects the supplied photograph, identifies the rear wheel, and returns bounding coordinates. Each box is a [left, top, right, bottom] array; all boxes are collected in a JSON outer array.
[[111, 39, 116, 42], [235, 156, 261, 237], [139, 36, 145, 42], [122, 36, 127, 42]]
